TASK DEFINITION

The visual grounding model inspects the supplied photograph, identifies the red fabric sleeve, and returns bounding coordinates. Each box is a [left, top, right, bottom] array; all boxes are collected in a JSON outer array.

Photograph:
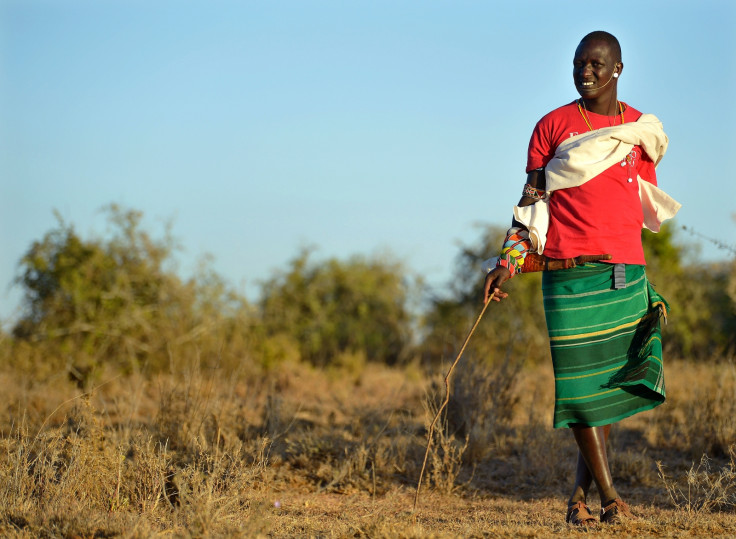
[[526, 120, 555, 172]]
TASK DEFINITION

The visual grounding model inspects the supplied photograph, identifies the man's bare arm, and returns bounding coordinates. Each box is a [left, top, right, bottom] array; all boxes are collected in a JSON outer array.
[[483, 168, 546, 303], [511, 168, 546, 227]]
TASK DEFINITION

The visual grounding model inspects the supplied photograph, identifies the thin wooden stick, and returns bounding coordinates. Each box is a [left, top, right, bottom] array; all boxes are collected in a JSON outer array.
[[413, 292, 495, 514]]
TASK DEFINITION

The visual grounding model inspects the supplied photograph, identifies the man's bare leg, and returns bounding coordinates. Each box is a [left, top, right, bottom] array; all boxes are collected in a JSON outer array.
[[569, 424, 615, 506]]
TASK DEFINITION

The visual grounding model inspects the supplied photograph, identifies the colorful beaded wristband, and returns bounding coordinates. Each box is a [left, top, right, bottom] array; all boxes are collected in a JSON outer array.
[[522, 183, 545, 200], [495, 227, 532, 278]]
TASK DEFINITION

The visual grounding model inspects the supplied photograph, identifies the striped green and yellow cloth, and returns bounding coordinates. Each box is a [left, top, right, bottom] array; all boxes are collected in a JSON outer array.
[[542, 263, 667, 428]]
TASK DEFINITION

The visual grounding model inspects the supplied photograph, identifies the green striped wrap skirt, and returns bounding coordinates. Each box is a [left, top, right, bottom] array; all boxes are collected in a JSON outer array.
[[542, 263, 667, 429]]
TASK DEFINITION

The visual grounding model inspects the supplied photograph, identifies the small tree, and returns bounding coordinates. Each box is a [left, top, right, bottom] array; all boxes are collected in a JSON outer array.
[[12, 205, 252, 376], [258, 249, 414, 366]]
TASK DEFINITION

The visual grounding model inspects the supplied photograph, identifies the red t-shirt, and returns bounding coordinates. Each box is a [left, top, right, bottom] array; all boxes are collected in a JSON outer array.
[[526, 101, 657, 264]]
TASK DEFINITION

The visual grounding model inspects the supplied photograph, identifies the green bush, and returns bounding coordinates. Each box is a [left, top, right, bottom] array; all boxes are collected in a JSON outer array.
[[11, 205, 254, 377], [258, 249, 415, 366]]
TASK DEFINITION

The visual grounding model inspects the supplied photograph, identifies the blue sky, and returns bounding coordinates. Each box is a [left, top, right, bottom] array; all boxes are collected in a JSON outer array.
[[2, 0, 735, 325]]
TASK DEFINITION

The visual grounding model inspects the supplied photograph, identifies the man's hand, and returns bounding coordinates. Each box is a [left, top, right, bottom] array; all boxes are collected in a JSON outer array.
[[483, 266, 511, 303]]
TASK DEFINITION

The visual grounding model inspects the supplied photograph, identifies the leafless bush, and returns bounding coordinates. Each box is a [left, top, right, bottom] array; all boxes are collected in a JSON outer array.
[[421, 387, 469, 495], [657, 446, 736, 514], [448, 354, 522, 465]]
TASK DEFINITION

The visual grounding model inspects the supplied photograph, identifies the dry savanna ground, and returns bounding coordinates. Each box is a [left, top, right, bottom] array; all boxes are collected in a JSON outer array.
[[0, 354, 735, 538]]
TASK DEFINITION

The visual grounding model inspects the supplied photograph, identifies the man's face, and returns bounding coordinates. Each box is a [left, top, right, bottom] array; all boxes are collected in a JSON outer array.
[[573, 39, 619, 99]]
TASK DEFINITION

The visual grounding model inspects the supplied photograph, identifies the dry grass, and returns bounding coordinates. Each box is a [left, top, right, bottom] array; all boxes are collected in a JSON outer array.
[[0, 356, 735, 537]]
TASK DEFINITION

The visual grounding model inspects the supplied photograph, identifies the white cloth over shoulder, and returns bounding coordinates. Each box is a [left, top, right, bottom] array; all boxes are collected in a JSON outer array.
[[514, 114, 681, 253]]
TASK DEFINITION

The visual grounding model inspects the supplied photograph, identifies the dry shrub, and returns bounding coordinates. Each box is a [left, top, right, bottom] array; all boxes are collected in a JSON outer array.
[[649, 359, 736, 458], [448, 354, 522, 465], [657, 446, 736, 514], [153, 376, 224, 453], [152, 356, 258, 456], [116, 434, 174, 512], [0, 359, 287, 537], [419, 352, 538, 496], [171, 445, 260, 535], [422, 391, 469, 495], [369, 416, 421, 493], [0, 400, 121, 534], [304, 440, 372, 493]]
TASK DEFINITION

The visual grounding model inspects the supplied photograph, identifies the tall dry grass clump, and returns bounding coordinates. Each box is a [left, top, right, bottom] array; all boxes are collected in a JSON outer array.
[[0, 359, 289, 536], [658, 448, 736, 515]]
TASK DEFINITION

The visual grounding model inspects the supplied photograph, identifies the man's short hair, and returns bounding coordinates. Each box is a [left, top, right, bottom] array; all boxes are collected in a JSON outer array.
[[580, 31, 622, 62]]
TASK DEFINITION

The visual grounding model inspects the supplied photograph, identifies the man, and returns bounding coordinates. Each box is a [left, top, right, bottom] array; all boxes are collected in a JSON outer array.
[[483, 31, 679, 526]]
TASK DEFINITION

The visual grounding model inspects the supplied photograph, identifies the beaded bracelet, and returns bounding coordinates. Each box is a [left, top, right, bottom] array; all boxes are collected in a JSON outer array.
[[495, 227, 532, 278], [522, 183, 545, 200]]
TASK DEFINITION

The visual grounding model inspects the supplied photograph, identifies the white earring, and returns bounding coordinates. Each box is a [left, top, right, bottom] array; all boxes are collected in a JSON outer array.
[[613, 73, 619, 78]]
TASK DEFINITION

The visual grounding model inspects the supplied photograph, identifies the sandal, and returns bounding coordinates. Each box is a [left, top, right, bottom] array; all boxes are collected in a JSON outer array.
[[600, 498, 636, 524], [566, 501, 597, 527]]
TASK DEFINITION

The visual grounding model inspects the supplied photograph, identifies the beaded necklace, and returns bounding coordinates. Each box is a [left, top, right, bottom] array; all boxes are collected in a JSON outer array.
[[577, 99, 625, 131]]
